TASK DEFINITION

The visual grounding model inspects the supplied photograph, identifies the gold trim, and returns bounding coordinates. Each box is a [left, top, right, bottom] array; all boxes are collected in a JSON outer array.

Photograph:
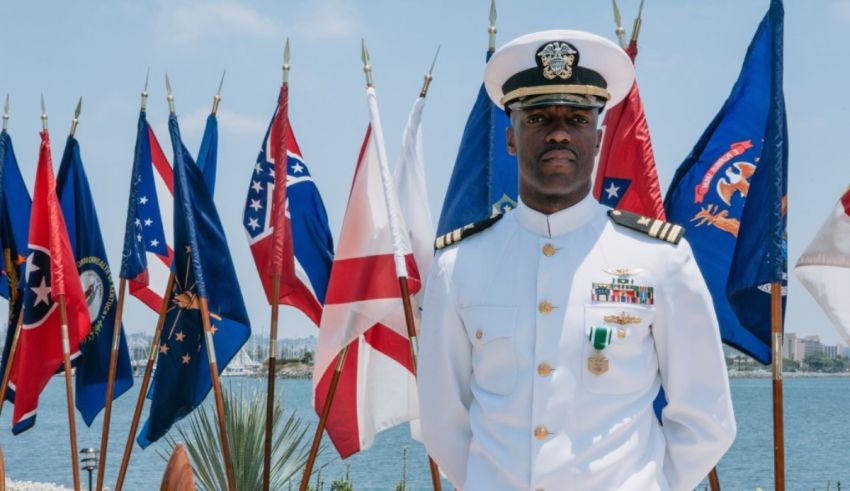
[[648, 220, 662, 238], [667, 225, 683, 243], [658, 222, 671, 240], [452, 229, 462, 242], [435, 236, 445, 249], [501, 84, 611, 105]]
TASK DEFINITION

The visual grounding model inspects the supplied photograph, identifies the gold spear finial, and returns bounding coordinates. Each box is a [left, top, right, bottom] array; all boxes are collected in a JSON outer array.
[[165, 73, 175, 115], [40, 94, 48, 131], [2, 95, 8, 132], [283, 37, 291, 85], [211, 69, 226, 115], [69, 97, 82, 137], [420, 45, 441, 98], [612, 0, 627, 49], [488, 0, 497, 53], [630, 0, 646, 45], [141, 68, 150, 111], [361, 39, 373, 88]]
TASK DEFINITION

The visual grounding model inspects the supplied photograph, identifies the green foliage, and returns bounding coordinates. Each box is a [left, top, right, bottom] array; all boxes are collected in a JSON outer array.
[[329, 465, 353, 491], [301, 350, 314, 365], [394, 447, 408, 491], [804, 354, 850, 372], [162, 387, 312, 491]]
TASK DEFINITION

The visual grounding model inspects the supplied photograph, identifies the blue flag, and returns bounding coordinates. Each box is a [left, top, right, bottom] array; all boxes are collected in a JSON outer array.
[[196, 114, 218, 196], [664, 0, 786, 364], [436, 51, 516, 236], [56, 135, 134, 426], [138, 115, 250, 447], [0, 130, 31, 402]]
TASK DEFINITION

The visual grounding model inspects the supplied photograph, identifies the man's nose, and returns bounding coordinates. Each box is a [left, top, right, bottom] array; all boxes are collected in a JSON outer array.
[[545, 120, 572, 143]]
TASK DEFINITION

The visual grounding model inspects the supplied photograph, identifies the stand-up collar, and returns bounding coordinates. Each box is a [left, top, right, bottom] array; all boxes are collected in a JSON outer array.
[[516, 192, 599, 238]]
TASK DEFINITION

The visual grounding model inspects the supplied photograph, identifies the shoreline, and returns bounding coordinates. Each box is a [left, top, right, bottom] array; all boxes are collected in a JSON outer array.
[[728, 370, 850, 378]]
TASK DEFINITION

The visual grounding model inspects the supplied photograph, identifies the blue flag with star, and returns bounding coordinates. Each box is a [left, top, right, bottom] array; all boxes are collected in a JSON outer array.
[[664, 0, 786, 364], [138, 114, 250, 447], [56, 135, 134, 425], [436, 51, 516, 236], [0, 130, 31, 402]]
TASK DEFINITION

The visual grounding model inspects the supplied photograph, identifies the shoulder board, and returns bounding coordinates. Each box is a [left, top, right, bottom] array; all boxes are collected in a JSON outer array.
[[435, 214, 503, 250], [607, 209, 684, 245]]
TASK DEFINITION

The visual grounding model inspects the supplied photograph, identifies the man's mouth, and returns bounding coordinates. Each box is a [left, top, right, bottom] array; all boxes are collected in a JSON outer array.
[[540, 147, 576, 163]]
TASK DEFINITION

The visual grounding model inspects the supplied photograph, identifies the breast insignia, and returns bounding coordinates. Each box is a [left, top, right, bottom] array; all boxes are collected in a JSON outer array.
[[607, 209, 684, 245], [434, 214, 504, 250]]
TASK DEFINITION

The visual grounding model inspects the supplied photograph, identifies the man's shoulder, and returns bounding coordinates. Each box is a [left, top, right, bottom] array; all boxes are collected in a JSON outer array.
[[606, 209, 685, 246], [434, 214, 505, 251]]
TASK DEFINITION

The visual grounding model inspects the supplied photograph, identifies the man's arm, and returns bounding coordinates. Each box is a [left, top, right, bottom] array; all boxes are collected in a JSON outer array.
[[418, 253, 473, 489], [653, 239, 737, 491]]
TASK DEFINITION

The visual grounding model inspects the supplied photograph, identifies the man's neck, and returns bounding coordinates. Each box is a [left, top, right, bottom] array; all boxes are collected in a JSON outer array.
[[520, 187, 591, 215]]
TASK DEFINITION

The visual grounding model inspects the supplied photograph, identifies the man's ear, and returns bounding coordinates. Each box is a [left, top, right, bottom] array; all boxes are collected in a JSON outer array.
[[594, 128, 603, 156], [506, 126, 517, 156]]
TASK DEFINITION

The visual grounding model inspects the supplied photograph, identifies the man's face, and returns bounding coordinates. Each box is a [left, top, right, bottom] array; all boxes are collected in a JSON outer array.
[[506, 104, 602, 213]]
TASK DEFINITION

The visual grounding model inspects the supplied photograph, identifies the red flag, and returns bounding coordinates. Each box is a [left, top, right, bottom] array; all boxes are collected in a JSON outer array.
[[313, 91, 421, 456], [593, 42, 666, 220], [10, 131, 90, 434]]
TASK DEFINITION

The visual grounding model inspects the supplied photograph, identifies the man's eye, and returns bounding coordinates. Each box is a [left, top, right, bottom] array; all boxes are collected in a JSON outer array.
[[572, 116, 589, 124], [527, 115, 544, 124]]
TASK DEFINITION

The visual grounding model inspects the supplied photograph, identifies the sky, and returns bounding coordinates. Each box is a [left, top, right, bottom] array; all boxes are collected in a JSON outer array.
[[0, 0, 848, 349]]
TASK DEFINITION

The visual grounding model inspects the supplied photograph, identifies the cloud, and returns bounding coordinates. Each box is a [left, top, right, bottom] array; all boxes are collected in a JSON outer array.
[[830, 0, 850, 22], [156, 1, 276, 44], [291, 2, 361, 41]]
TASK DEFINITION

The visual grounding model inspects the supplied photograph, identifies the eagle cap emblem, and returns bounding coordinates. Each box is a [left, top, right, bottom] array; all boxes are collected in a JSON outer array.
[[536, 41, 578, 80]]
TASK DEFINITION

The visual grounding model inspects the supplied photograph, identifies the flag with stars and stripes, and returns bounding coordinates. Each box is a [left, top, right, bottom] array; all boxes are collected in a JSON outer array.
[[56, 135, 133, 426], [137, 114, 250, 447], [119, 110, 174, 312], [593, 40, 666, 220], [10, 130, 90, 434], [0, 129, 32, 404], [243, 84, 333, 324]]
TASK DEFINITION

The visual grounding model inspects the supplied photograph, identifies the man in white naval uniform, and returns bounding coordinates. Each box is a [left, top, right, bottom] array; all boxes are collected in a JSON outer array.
[[418, 30, 736, 491]]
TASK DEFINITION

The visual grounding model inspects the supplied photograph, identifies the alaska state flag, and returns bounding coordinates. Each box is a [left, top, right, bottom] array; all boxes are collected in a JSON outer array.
[[0, 130, 31, 401], [196, 114, 218, 197], [138, 115, 250, 447], [119, 111, 174, 312], [56, 135, 133, 426], [436, 51, 515, 236], [243, 84, 334, 324], [664, 0, 786, 364]]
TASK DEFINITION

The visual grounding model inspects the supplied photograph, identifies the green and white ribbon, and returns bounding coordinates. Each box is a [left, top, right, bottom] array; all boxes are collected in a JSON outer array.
[[587, 325, 613, 351]]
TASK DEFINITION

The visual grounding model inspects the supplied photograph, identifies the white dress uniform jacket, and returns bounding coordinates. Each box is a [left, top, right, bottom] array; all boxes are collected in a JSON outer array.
[[418, 194, 736, 491]]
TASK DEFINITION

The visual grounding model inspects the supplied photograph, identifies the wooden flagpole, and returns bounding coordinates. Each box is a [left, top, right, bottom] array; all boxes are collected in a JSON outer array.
[[263, 39, 292, 491], [98, 74, 148, 491], [771, 282, 785, 491], [198, 296, 236, 491], [299, 345, 349, 491], [114, 273, 176, 491], [96, 277, 126, 491], [0, 249, 22, 416], [58, 295, 82, 491]]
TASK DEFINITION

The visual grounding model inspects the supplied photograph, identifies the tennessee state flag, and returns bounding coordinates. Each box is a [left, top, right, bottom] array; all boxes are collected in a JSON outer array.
[[594, 41, 665, 219], [10, 131, 90, 434]]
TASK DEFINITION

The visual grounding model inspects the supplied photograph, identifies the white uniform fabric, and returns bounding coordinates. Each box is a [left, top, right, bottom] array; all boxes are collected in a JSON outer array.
[[419, 194, 736, 491]]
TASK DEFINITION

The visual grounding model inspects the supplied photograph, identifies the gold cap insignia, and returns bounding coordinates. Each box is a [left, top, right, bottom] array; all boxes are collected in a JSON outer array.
[[537, 41, 577, 80]]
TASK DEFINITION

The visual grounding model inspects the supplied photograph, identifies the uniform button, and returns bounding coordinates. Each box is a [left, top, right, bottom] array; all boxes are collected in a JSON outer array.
[[538, 301, 553, 314], [617, 328, 627, 339], [474, 330, 483, 340], [542, 243, 556, 257], [537, 362, 553, 376], [534, 425, 550, 440]]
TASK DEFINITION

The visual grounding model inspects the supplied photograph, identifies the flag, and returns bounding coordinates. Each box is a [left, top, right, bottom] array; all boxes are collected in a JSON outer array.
[[664, 0, 786, 364], [138, 115, 250, 447], [119, 111, 174, 312], [593, 41, 665, 219], [56, 135, 133, 426], [243, 84, 333, 323], [9, 131, 90, 434], [795, 187, 850, 346], [196, 114, 218, 196], [313, 87, 420, 457], [436, 51, 515, 236], [393, 94, 434, 309], [0, 130, 31, 401]]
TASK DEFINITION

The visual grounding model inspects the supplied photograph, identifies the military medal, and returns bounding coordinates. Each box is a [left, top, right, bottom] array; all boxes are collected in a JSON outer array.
[[587, 326, 613, 376]]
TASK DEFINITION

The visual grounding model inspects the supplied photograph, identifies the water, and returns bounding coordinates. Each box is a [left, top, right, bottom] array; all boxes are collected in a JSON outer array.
[[0, 377, 847, 490]]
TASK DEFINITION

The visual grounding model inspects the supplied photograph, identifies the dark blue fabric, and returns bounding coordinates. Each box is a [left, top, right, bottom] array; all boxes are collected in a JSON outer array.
[[664, 0, 785, 364], [56, 136, 134, 426], [138, 115, 250, 447], [0, 131, 31, 403], [196, 114, 218, 197], [436, 51, 516, 236]]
